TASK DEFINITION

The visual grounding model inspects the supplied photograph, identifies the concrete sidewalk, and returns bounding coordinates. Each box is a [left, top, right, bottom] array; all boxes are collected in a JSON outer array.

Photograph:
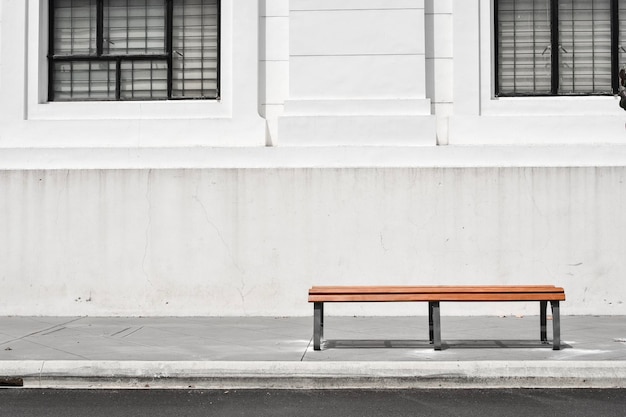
[[1, 315, 625, 389]]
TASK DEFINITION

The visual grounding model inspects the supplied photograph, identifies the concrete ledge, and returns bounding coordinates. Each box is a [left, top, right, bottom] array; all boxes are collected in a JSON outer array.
[[2, 145, 626, 170], [2, 360, 626, 389]]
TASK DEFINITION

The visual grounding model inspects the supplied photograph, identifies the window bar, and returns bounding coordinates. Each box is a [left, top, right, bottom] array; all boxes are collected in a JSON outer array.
[[532, 0, 536, 92], [145, 0, 148, 54], [216, 0, 221, 99], [550, 0, 559, 94], [570, 0, 577, 92], [70, 0, 74, 54], [107, 61, 112, 98], [97, 0, 104, 56], [166, 0, 174, 98], [49, 0, 219, 101], [493, 0, 500, 96], [201, 1, 205, 95], [147, 0, 152, 99], [513, 0, 518, 92], [612, 0, 620, 93], [70, 62, 75, 98], [48, 0, 55, 101], [182, 0, 187, 95], [131, 60, 135, 98], [592, 1, 596, 91], [150, 61, 153, 99], [126, 0, 130, 54], [116, 58, 122, 100]]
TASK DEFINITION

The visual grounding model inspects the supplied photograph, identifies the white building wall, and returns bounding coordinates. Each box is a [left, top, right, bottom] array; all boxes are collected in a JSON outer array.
[[259, 0, 290, 145], [425, 0, 453, 144], [278, 0, 436, 145], [1, 1, 626, 317], [0, 1, 2, 94], [0, 0, 266, 147], [449, 0, 626, 145]]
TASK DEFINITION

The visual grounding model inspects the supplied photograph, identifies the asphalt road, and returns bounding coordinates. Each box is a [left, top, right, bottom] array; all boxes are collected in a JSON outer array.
[[1, 388, 625, 417]]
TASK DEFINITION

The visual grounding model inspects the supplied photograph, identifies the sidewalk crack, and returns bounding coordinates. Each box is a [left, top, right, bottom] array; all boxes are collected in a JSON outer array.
[[3, 317, 84, 343], [300, 337, 313, 361], [110, 327, 132, 337], [20, 339, 90, 360]]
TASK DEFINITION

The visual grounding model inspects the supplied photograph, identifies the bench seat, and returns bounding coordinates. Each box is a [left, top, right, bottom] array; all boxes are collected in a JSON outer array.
[[308, 285, 565, 351]]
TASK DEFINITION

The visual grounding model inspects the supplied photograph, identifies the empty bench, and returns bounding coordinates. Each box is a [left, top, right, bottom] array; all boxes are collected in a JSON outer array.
[[308, 285, 565, 351]]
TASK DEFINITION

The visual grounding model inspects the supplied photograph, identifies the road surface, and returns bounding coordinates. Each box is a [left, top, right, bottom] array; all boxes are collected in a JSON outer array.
[[1, 388, 625, 417]]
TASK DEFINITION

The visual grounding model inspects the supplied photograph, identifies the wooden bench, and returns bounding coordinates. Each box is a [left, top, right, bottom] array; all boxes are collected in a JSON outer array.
[[308, 285, 565, 351]]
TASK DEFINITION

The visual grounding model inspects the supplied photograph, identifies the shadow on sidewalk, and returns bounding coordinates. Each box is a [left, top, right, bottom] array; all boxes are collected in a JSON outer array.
[[322, 339, 569, 350]]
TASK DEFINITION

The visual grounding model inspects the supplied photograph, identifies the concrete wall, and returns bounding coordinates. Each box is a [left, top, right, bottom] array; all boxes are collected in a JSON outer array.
[[1, 166, 625, 316]]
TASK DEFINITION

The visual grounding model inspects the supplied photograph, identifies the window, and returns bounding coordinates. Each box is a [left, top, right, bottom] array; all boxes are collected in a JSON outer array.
[[495, 0, 626, 96], [48, 0, 220, 101]]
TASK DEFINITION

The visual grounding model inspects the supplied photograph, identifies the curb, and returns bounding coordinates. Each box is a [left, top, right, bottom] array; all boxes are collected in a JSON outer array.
[[2, 360, 626, 389]]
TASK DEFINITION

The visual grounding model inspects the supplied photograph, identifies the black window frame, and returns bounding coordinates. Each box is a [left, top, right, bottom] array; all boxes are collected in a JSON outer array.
[[48, 0, 221, 102], [494, 0, 621, 97]]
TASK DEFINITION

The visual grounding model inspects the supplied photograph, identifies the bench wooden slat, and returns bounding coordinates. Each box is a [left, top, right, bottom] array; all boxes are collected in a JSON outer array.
[[308, 285, 566, 302], [309, 285, 564, 295], [309, 292, 565, 302]]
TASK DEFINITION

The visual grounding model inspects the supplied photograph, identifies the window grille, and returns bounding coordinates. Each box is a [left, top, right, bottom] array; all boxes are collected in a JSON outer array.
[[495, 0, 622, 96], [49, 0, 220, 101]]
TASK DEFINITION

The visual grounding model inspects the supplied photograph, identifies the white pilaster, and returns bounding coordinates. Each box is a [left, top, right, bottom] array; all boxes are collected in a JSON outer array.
[[278, 0, 436, 146]]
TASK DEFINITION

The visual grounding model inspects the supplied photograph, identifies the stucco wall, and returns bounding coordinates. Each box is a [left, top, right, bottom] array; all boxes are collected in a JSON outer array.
[[259, 0, 289, 145], [1, 1, 625, 318], [1, 166, 624, 316], [0, 1, 3, 94], [425, 0, 453, 144], [261, 0, 454, 145]]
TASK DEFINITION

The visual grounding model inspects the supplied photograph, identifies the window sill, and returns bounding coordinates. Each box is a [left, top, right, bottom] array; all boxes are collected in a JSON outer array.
[[27, 99, 230, 121], [481, 95, 623, 117]]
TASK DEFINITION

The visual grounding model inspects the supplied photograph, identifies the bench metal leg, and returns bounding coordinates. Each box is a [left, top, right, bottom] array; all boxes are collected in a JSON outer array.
[[428, 302, 434, 343], [430, 301, 442, 350], [313, 302, 324, 350], [540, 301, 548, 343], [551, 300, 561, 350]]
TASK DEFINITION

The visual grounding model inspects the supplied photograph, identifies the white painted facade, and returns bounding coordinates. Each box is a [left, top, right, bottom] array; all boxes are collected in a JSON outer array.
[[1, 0, 625, 316]]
